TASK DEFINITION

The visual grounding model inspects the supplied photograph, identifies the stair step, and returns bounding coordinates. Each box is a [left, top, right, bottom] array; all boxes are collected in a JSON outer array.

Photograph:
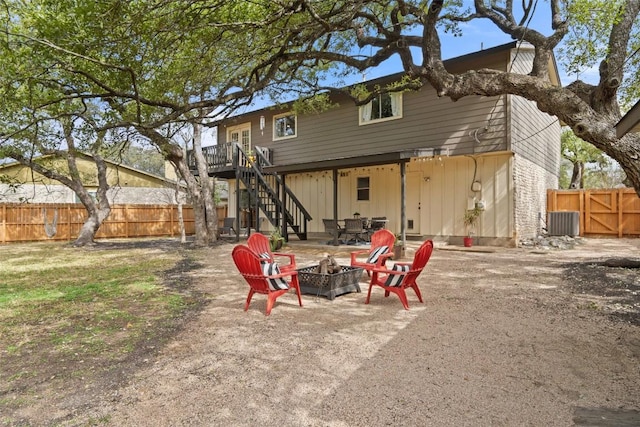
[[238, 167, 308, 241]]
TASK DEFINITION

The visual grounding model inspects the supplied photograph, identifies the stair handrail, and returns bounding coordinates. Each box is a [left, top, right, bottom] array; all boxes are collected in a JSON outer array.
[[253, 147, 312, 221], [234, 144, 278, 200]]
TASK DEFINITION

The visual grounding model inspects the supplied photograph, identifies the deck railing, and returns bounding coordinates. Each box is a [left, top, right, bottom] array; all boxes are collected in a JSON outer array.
[[187, 143, 235, 172]]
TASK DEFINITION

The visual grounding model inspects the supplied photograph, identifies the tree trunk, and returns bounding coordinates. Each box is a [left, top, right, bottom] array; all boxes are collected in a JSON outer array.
[[71, 153, 112, 247], [136, 126, 216, 246], [73, 202, 111, 246], [175, 180, 186, 244], [569, 162, 585, 189], [192, 120, 218, 244]]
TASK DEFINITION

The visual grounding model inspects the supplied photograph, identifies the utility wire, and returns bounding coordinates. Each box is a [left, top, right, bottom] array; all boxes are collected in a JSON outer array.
[[485, 0, 539, 130], [512, 118, 560, 144]]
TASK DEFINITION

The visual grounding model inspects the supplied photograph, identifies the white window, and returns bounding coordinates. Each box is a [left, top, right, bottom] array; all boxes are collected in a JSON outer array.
[[359, 92, 403, 125], [273, 113, 297, 140]]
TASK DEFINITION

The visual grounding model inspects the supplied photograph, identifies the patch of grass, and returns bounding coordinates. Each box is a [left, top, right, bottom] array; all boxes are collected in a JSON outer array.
[[577, 301, 600, 310], [0, 240, 200, 414]]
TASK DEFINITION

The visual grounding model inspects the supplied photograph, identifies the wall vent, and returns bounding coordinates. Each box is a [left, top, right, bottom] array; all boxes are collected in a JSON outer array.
[[547, 211, 579, 236]]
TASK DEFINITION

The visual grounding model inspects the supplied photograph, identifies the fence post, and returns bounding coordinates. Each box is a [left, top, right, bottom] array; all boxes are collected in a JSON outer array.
[[2, 205, 5, 244]]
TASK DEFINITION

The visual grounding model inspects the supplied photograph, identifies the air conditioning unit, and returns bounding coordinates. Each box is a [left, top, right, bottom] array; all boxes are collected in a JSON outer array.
[[547, 211, 579, 237]]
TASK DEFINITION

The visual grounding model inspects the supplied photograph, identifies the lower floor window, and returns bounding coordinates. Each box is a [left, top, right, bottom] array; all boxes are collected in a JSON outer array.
[[357, 177, 370, 201]]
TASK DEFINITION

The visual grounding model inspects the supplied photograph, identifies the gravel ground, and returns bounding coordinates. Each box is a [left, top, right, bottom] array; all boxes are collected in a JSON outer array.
[[21, 237, 640, 426]]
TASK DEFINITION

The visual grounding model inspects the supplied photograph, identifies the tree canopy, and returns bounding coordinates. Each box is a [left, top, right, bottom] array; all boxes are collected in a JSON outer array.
[[293, 0, 640, 194], [560, 129, 619, 189], [1, 0, 640, 201]]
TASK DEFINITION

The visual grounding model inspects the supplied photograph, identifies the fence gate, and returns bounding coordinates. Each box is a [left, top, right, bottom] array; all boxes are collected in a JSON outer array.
[[547, 189, 640, 237]]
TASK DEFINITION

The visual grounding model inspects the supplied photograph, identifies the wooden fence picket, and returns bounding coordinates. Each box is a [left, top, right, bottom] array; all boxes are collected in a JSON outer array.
[[547, 189, 640, 237], [0, 203, 228, 244]]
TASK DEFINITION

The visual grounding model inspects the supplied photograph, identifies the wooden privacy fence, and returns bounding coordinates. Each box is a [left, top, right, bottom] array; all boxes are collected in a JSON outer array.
[[0, 204, 227, 244], [547, 189, 640, 237]]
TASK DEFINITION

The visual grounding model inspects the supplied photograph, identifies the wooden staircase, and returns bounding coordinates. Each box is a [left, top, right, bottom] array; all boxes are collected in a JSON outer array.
[[235, 146, 311, 240]]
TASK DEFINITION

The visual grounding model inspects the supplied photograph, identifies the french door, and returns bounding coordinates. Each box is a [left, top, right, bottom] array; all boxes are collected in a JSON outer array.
[[227, 123, 251, 156]]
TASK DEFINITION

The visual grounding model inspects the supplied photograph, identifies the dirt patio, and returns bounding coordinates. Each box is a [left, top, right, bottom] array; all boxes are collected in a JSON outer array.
[[8, 237, 640, 426]]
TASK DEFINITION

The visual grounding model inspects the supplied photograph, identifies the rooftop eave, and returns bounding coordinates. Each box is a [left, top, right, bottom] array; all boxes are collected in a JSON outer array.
[[263, 149, 430, 175], [616, 100, 640, 138]]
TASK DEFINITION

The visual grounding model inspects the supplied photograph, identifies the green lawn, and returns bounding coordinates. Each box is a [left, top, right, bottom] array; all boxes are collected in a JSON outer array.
[[0, 240, 202, 416]]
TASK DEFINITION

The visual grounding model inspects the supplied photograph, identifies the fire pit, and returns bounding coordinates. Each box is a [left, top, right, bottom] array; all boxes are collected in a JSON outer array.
[[296, 266, 364, 300]]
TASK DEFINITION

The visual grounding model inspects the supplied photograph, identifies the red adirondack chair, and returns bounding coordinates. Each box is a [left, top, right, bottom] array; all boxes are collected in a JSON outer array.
[[350, 229, 395, 277], [232, 245, 303, 315], [247, 233, 296, 273], [365, 239, 434, 310]]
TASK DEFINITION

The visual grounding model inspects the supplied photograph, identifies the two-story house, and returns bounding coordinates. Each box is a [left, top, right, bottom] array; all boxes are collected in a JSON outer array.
[[194, 41, 561, 247]]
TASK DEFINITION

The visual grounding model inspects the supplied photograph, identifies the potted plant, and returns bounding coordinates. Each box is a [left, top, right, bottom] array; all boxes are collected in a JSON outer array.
[[269, 227, 285, 251], [463, 206, 482, 247], [393, 233, 405, 259]]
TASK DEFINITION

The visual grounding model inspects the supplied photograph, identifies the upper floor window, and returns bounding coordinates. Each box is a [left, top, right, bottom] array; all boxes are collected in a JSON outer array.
[[273, 113, 297, 140], [359, 92, 403, 125]]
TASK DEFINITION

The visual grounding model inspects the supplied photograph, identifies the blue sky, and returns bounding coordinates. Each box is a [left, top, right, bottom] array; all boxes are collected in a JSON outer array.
[[209, 3, 601, 143], [356, 4, 598, 87]]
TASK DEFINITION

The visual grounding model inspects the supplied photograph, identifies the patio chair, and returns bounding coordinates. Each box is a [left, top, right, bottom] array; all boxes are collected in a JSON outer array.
[[370, 216, 387, 231], [232, 244, 303, 315], [364, 216, 387, 241], [247, 233, 296, 273], [343, 218, 367, 244], [322, 218, 344, 244], [220, 217, 237, 237], [365, 239, 434, 310], [350, 229, 395, 277]]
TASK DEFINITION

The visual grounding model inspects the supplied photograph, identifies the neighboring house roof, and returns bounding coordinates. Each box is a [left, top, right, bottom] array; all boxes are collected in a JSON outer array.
[[616, 100, 640, 138], [0, 152, 179, 188]]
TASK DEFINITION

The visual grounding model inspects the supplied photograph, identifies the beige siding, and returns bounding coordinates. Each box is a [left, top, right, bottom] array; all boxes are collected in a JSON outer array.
[[239, 153, 515, 241], [286, 170, 336, 221]]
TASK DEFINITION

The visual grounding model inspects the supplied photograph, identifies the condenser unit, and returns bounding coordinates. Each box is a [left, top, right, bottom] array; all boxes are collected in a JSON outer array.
[[547, 211, 579, 237]]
